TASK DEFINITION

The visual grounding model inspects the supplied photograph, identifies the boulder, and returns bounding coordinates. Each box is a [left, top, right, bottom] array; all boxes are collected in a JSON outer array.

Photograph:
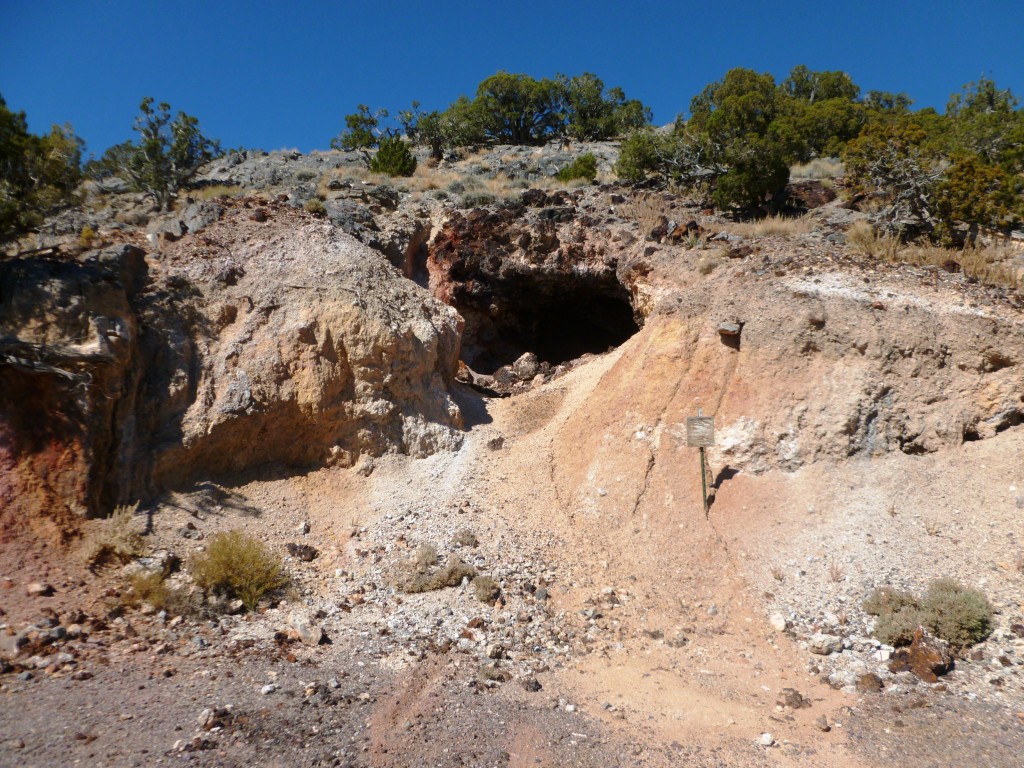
[[288, 613, 323, 646], [889, 628, 953, 682], [808, 633, 844, 655]]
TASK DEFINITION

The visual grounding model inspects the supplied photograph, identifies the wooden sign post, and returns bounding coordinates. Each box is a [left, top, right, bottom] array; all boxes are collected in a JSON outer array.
[[686, 410, 715, 516]]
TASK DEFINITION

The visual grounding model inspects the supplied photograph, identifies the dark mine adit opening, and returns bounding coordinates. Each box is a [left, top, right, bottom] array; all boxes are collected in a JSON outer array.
[[455, 270, 641, 375]]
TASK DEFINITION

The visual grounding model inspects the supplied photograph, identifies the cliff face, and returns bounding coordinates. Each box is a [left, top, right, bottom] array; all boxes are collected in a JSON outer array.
[[0, 246, 143, 541], [0, 200, 464, 538], [142, 200, 464, 491]]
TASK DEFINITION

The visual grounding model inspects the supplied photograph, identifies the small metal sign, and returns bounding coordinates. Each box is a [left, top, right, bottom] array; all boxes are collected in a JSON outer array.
[[686, 416, 715, 448]]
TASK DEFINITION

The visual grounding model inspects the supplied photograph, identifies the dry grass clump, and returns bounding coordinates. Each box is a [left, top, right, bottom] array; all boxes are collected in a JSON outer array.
[[393, 543, 478, 593], [846, 220, 900, 260], [124, 571, 198, 616], [696, 250, 726, 275], [84, 503, 146, 570], [471, 575, 501, 603], [863, 579, 993, 648], [304, 198, 327, 216], [723, 213, 815, 238], [846, 221, 1020, 288], [616, 192, 676, 234], [790, 157, 844, 180], [192, 184, 244, 201], [190, 530, 288, 612], [902, 242, 1019, 289]]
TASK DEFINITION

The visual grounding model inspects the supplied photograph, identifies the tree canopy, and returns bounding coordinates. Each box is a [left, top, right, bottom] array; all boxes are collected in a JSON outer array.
[[0, 94, 84, 241], [88, 98, 220, 210]]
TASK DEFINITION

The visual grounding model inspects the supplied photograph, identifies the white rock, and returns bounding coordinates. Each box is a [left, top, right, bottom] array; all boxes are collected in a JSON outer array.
[[808, 633, 844, 655], [759, 733, 775, 747], [769, 613, 789, 632], [260, 684, 278, 695], [288, 613, 323, 646]]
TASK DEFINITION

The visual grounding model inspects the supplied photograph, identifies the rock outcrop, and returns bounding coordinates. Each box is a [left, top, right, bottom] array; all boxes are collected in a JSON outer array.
[[0, 245, 145, 541], [1, 200, 464, 534]]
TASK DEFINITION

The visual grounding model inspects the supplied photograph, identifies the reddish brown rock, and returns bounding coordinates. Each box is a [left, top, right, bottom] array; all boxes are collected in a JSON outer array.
[[786, 180, 837, 210], [889, 628, 953, 683]]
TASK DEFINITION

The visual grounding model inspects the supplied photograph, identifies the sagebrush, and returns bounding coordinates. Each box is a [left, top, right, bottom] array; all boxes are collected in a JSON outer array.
[[863, 579, 993, 648], [190, 530, 288, 612]]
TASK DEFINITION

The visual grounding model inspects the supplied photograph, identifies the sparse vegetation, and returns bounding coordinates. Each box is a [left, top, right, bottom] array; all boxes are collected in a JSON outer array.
[[84, 503, 146, 570], [863, 579, 993, 648], [790, 157, 844, 180], [126, 571, 171, 609], [78, 226, 96, 248], [304, 198, 327, 216], [192, 184, 243, 200], [722, 213, 814, 238], [615, 191, 676, 234], [845, 220, 1020, 288], [190, 530, 288, 612]]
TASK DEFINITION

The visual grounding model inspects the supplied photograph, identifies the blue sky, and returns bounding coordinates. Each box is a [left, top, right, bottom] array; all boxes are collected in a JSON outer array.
[[3, 0, 1022, 156]]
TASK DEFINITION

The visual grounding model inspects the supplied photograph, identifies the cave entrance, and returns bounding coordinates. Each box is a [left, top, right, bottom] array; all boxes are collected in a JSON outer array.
[[457, 271, 641, 376]]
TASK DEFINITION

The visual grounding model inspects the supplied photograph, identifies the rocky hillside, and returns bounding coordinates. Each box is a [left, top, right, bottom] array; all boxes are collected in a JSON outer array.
[[2, 143, 1024, 768]]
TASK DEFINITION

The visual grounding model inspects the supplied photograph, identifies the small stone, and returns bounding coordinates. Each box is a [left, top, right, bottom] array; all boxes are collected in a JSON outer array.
[[485, 643, 506, 660], [487, 436, 505, 451], [769, 613, 789, 632], [521, 677, 542, 692], [296, 521, 310, 535], [289, 613, 323, 646], [815, 715, 831, 732], [0, 631, 26, 658], [512, 352, 539, 380], [286, 543, 319, 562], [808, 633, 844, 655], [856, 673, 884, 693], [777, 688, 810, 709], [759, 733, 775, 747], [26, 582, 54, 598], [260, 684, 278, 695], [3, 739, 25, 750]]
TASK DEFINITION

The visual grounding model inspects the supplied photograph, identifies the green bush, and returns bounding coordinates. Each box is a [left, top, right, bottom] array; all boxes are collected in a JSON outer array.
[[304, 198, 327, 216], [920, 578, 994, 648], [863, 579, 993, 648], [190, 530, 288, 612], [555, 153, 598, 182], [1, 95, 84, 241], [369, 135, 417, 176]]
